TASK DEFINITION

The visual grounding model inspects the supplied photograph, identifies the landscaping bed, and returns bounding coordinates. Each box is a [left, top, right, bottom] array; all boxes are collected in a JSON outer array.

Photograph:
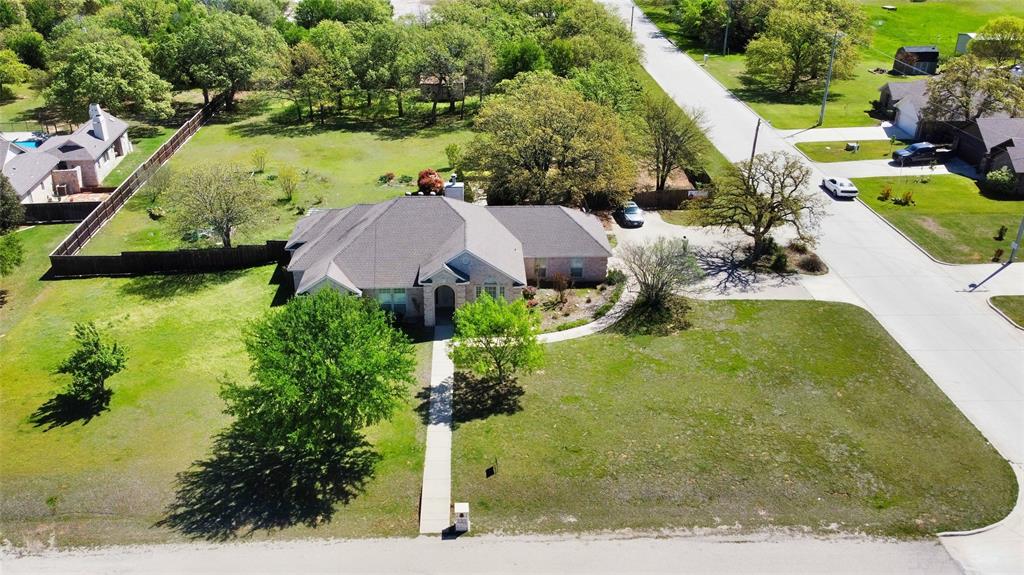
[[452, 300, 1016, 536], [529, 279, 625, 333], [854, 175, 1023, 264]]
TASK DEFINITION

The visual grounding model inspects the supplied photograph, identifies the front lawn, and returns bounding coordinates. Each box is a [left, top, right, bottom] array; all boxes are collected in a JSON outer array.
[[991, 296, 1024, 327], [0, 229, 430, 547], [81, 96, 473, 255], [797, 139, 908, 163], [854, 175, 1023, 264], [0, 83, 44, 127], [452, 300, 1015, 536], [634, 0, 1024, 129]]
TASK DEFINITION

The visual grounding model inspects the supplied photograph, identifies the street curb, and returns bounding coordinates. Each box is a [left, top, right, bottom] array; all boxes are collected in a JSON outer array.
[[987, 297, 1024, 331], [937, 464, 1023, 539], [854, 197, 958, 267]]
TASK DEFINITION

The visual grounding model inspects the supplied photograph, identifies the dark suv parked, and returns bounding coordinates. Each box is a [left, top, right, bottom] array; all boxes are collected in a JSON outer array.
[[892, 142, 937, 165]]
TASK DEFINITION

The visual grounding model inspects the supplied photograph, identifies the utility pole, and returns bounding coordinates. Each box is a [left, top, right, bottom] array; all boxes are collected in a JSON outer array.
[[630, 5, 635, 33], [818, 31, 842, 126], [722, 0, 731, 56], [1009, 214, 1024, 263], [747, 118, 762, 188]]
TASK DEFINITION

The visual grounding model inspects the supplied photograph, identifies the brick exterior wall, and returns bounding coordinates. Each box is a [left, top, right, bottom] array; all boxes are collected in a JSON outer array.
[[51, 167, 82, 195], [524, 256, 608, 284]]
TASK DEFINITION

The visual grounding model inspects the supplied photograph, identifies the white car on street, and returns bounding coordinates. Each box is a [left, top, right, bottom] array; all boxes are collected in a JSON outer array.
[[822, 177, 859, 198]]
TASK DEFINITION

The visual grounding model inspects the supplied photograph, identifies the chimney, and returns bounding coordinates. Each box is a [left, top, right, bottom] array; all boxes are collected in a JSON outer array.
[[89, 104, 108, 141], [443, 173, 465, 201]]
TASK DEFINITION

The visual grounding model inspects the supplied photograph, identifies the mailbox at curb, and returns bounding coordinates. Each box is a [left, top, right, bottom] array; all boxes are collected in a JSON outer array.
[[454, 502, 470, 533]]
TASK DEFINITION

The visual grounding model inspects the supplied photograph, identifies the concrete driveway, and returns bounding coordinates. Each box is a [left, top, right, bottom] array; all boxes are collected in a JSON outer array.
[[778, 124, 911, 143], [814, 157, 979, 180], [604, 1, 1024, 572]]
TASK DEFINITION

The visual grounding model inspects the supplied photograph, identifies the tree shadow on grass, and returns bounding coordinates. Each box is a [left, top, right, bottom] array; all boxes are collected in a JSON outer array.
[[611, 296, 693, 337], [692, 242, 801, 296], [118, 272, 245, 300], [157, 425, 378, 541], [414, 372, 523, 430], [0, 288, 7, 311], [28, 388, 112, 431]]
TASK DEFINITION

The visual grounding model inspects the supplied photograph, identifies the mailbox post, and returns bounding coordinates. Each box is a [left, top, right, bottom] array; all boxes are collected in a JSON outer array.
[[454, 502, 470, 533]]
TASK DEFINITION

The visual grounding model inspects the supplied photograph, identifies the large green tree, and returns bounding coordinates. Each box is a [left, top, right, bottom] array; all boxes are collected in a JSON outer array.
[[467, 73, 634, 207], [0, 48, 28, 97], [157, 11, 284, 106], [159, 289, 414, 539], [641, 93, 708, 191], [0, 0, 27, 28], [295, 0, 390, 28], [172, 164, 265, 248], [970, 16, 1024, 66], [450, 293, 542, 387], [0, 174, 24, 277], [1, 23, 46, 69], [698, 151, 824, 261], [744, 0, 867, 93], [44, 39, 173, 121], [349, 19, 417, 115], [922, 55, 1024, 122]]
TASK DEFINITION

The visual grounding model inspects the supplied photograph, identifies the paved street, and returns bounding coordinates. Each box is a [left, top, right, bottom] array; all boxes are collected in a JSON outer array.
[[2, 532, 962, 574], [603, 1, 1024, 572]]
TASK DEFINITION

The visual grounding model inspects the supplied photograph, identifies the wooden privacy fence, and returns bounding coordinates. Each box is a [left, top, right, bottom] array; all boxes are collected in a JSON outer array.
[[49, 93, 228, 260], [632, 188, 691, 210], [24, 201, 102, 224], [48, 241, 288, 279]]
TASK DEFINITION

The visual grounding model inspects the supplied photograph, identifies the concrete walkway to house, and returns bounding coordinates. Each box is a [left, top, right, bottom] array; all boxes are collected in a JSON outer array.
[[602, 1, 1024, 573], [418, 323, 454, 534], [777, 124, 910, 143]]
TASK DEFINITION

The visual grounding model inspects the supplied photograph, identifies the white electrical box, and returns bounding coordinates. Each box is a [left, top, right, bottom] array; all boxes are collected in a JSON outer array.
[[454, 502, 470, 532]]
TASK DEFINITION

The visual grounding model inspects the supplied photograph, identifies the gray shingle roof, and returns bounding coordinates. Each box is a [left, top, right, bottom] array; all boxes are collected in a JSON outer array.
[[0, 139, 59, 199], [974, 118, 1024, 153], [37, 113, 129, 162], [882, 79, 928, 106], [287, 196, 530, 292], [995, 138, 1024, 173], [488, 205, 613, 258]]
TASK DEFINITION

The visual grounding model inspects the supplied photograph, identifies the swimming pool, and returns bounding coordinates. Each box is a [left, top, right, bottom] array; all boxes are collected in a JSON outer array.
[[14, 139, 40, 149]]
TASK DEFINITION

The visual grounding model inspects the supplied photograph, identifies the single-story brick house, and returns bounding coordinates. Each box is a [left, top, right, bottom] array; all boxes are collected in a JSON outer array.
[[0, 104, 132, 202], [285, 195, 613, 326]]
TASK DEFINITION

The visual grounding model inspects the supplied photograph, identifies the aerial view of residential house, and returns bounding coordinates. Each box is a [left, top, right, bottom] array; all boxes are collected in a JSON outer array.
[[956, 117, 1024, 168], [285, 195, 612, 326], [878, 79, 930, 137], [0, 104, 132, 203], [986, 137, 1024, 194]]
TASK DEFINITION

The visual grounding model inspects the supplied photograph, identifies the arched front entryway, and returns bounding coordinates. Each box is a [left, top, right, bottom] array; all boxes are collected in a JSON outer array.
[[434, 285, 455, 324]]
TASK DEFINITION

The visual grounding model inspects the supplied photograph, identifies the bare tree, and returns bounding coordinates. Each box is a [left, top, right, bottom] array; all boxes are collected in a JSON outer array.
[[138, 165, 175, 205], [620, 238, 704, 308], [642, 94, 709, 191], [698, 151, 824, 262], [922, 55, 1024, 122], [173, 165, 264, 248]]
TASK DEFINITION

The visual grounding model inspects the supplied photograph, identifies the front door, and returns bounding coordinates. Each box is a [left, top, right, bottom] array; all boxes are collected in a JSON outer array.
[[435, 285, 455, 323]]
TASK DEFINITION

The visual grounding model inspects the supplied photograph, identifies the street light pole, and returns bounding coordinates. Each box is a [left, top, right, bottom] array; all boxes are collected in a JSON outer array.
[[818, 31, 842, 126], [1009, 213, 1024, 263]]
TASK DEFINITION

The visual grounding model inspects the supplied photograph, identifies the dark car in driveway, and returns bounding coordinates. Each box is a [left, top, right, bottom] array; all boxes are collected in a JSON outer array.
[[892, 142, 938, 165], [614, 201, 645, 228]]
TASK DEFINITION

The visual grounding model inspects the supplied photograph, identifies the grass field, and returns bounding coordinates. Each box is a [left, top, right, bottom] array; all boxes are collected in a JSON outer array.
[[796, 140, 909, 163], [854, 175, 1023, 264], [991, 296, 1024, 327], [634, 0, 1024, 129], [0, 230, 431, 547], [452, 300, 1016, 536], [0, 83, 44, 127], [81, 97, 474, 255]]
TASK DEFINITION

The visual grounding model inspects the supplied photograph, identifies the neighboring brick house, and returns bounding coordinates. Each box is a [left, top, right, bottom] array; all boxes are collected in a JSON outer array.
[[285, 196, 613, 327], [0, 104, 133, 202]]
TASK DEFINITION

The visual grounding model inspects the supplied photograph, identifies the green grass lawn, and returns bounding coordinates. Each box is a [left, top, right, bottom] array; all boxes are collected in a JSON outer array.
[[660, 208, 701, 226], [0, 229, 430, 547], [452, 300, 1015, 536], [796, 139, 908, 163], [0, 83, 45, 128], [81, 97, 474, 254], [991, 296, 1024, 327], [854, 175, 1023, 264], [634, 0, 1024, 129]]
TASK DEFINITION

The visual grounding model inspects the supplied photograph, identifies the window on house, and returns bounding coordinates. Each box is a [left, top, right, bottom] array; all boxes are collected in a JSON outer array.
[[376, 288, 406, 316], [570, 258, 584, 279], [534, 258, 547, 279], [475, 282, 504, 300]]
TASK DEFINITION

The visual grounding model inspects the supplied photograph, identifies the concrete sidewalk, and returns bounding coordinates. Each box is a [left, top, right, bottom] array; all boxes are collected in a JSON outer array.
[[418, 323, 454, 534]]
